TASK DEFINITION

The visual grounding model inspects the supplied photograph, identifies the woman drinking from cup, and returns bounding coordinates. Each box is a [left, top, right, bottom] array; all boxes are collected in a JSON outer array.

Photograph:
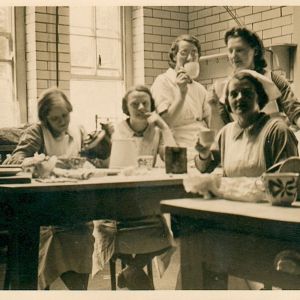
[[151, 34, 211, 157], [3, 87, 111, 289], [209, 27, 300, 133], [195, 70, 298, 176], [93, 85, 177, 290]]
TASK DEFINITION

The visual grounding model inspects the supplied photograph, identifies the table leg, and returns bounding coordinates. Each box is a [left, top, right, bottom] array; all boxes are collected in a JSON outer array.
[[180, 230, 205, 289], [9, 216, 40, 289], [180, 224, 228, 290]]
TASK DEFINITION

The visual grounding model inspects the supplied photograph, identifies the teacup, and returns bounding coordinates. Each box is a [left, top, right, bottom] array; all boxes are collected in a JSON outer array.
[[262, 172, 299, 206], [137, 155, 154, 170], [198, 129, 215, 147]]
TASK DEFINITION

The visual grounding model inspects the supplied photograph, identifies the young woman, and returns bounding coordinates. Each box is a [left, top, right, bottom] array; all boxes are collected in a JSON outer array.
[[4, 87, 100, 290], [209, 26, 300, 132], [195, 70, 298, 176], [93, 85, 177, 290], [151, 34, 210, 152]]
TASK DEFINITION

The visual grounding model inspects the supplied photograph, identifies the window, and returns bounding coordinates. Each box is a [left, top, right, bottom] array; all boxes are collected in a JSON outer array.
[[0, 7, 19, 127], [69, 6, 130, 132], [70, 6, 123, 79]]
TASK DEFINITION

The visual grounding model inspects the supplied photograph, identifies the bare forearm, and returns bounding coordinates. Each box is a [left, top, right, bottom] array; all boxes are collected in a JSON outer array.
[[160, 94, 186, 126]]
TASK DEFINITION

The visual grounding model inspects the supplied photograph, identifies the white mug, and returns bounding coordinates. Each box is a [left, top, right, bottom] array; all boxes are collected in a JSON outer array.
[[184, 61, 200, 80]]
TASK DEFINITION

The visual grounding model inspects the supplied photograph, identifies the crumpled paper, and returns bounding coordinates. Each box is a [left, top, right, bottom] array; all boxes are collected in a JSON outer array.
[[22, 153, 57, 178], [183, 173, 222, 199], [184, 173, 268, 203]]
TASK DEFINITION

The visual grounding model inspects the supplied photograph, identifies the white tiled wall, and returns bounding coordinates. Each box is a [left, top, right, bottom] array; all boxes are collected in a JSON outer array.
[[133, 6, 295, 89]]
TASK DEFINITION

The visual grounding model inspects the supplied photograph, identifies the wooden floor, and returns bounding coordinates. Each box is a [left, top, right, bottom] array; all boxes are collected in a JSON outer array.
[[0, 239, 270, 290], [0, 242, 181, 290]]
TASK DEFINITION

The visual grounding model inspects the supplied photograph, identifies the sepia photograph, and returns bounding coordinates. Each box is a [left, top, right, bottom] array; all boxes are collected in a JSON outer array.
[[0, 1, 300, 299]]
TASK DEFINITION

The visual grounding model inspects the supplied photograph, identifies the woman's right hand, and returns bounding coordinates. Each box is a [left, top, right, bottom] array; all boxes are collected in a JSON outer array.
[[207, 85, 220, 106], [176, 68, 190, 98], [195, 140, 211, 160]]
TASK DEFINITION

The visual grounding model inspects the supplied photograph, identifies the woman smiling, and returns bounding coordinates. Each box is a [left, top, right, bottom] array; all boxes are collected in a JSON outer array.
[[195, 70, 298, 177]]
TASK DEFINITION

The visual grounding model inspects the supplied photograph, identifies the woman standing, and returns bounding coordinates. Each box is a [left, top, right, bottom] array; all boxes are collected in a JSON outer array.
[[209, 27, 300, 133], [151, 34, 210, 153]]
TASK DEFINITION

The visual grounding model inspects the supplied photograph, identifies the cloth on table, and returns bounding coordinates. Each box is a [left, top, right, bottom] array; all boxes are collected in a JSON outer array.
[[92, 215, 175, 278]]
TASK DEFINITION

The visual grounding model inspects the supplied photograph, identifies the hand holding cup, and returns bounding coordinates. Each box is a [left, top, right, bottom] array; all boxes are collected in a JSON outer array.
[[195, 129, 215, 159]]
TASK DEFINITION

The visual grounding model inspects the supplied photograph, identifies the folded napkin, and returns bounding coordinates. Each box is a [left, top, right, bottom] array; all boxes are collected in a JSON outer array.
[[53, 167, 109, 180]]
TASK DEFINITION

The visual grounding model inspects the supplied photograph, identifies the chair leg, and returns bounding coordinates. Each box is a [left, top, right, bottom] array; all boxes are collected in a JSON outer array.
[[146, 260, 154, 289], [109, 259, 117, 290]]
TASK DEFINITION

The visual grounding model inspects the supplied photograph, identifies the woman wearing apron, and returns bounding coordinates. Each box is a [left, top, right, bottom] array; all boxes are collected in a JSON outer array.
[[4, 87, 94, 290]]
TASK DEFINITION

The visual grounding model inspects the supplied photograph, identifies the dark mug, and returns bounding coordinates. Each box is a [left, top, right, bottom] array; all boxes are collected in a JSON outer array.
[[165, 146, 187, 174]]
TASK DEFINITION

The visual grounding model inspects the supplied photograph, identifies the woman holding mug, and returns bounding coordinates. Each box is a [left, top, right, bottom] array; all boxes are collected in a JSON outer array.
[[151, 34, 210, 153], [195, 70, 298, 176]]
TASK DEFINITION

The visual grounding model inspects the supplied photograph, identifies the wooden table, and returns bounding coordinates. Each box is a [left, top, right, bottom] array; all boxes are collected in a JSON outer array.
[[161, 198, 300, 290], [0, 171, 189, 290]]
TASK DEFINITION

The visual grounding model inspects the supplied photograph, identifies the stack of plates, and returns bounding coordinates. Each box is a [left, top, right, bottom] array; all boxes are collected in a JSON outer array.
[[0, 165, 31, 183], [0, 165, 22, 176]]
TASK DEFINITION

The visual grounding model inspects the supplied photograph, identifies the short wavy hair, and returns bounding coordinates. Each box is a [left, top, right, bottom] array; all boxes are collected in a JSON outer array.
[[224, 72, 269, 113], [122, 85, 155, 116], [168, 34, 201, 69], [38, 87, 72, 124], [224, 26, 267, 74]]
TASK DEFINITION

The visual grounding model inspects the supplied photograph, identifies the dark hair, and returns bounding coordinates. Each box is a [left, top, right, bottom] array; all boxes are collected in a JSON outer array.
[[224, 72, 269, 113], [38, 87, 72, 124], [122, 85, 155, 116], [224, 26, 267, 74], [168, 34, 201, 69]]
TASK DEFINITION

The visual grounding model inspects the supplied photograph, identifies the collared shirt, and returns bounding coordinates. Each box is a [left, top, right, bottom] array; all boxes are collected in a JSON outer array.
[[113, 119, 161, 159], [151, 68, 210, 148], [207, 113, 298, 177]]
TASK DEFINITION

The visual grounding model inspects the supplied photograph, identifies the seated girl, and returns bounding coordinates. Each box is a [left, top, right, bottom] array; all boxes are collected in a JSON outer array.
[[195, 70, 298, 176], [4, 87, 111, 289], [93, 85, 177, 290]]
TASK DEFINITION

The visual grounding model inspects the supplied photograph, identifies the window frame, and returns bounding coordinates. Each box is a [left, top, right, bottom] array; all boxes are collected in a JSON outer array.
[[14, 7, 27, 123]]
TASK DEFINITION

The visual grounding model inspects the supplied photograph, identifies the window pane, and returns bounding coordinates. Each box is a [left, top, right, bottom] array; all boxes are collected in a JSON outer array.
[[70, 6, 94, 35], [0, 36, 10, 59], [70, 35, 96, 73], [0, 62, 16, 126], [96, 37, 122, 77], [95, 6, 121, 38], [0, 7, 12, 33]]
